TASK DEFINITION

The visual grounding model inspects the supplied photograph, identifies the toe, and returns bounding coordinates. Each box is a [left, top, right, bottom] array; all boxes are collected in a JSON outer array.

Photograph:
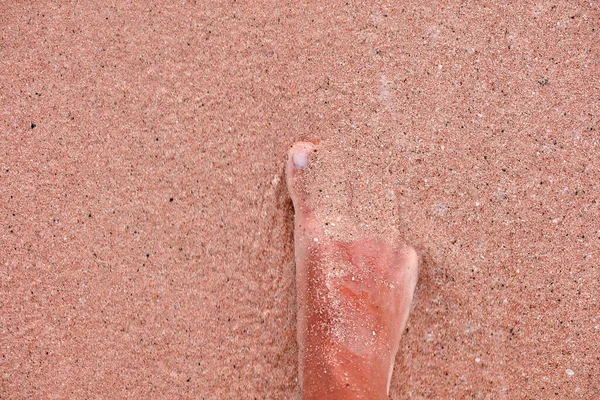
[[286, 141, 317, 214]]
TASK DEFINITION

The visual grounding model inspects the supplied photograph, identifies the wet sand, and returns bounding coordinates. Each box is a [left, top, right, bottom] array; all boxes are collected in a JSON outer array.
[[1, 1, 598, 398]]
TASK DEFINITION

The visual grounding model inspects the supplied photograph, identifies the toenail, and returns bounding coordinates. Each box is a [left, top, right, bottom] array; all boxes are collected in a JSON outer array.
[[293, 150, 309, 169]]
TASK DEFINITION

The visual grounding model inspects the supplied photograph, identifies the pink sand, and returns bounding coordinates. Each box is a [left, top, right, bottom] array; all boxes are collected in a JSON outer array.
[[1, 1, 598, 398]]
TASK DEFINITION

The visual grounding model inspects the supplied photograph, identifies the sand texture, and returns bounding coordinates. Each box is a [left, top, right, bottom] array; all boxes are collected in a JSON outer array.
[[1, 1, 599, 398]]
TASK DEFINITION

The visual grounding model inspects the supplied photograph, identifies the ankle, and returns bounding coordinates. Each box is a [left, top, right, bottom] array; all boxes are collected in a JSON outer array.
[[301, 354, 388, 400]]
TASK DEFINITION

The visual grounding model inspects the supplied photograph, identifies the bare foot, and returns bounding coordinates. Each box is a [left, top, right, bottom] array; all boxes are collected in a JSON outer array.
[[286, 142, 419, 400]]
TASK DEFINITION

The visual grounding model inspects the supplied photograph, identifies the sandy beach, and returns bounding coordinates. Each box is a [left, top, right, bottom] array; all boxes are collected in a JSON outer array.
[[1, 1, 598, 398]]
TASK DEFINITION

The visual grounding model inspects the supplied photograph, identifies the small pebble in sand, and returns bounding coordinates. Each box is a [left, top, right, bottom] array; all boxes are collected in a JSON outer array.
[[475, 357, 481, 363], [566, 369, 575, 376]]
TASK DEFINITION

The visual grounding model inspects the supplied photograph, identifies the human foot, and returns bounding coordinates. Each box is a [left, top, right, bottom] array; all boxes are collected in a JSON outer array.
[[287, 142, 419, 400]]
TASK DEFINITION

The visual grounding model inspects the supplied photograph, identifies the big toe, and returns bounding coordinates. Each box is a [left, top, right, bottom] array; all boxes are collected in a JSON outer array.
[[286, 141, 318, 214]]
